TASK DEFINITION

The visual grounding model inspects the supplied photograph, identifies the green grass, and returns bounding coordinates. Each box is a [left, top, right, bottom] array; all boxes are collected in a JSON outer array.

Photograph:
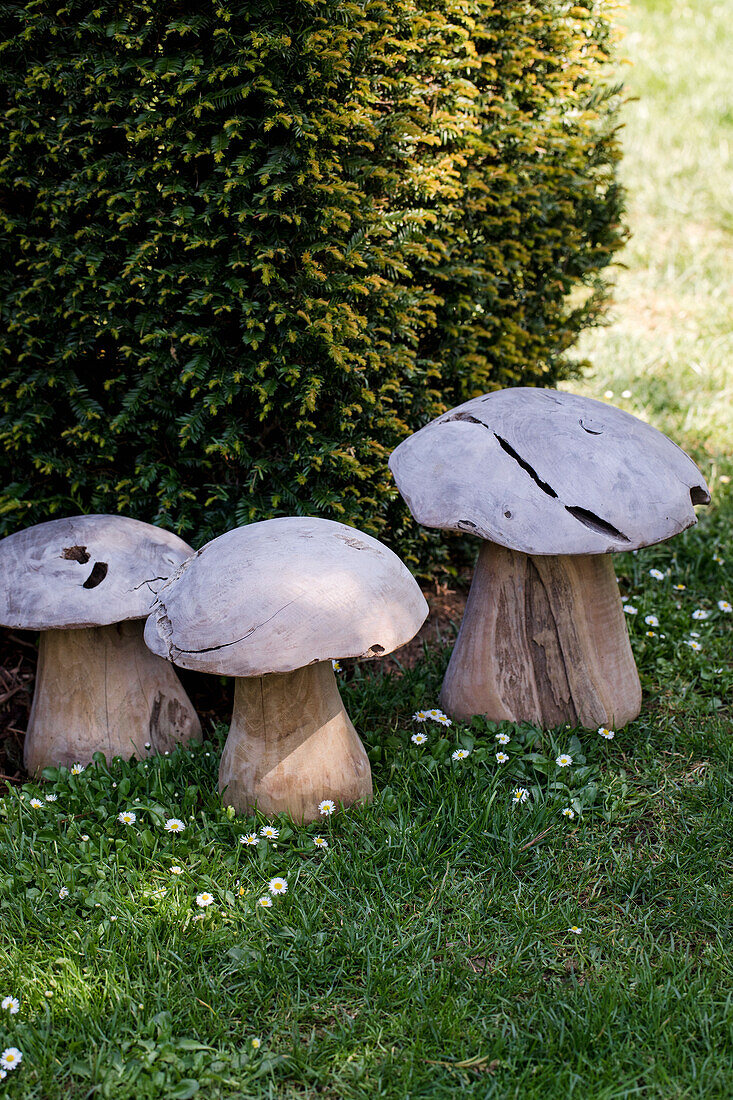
[[2, 1, 733, 1096], [566, 0, 733, 467], [0, 498, 732, 1098]]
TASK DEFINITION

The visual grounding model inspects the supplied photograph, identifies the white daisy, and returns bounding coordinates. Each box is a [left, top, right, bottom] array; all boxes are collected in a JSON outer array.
[[331, 659, 342, 672], [692, 609, 710, 620], [673, 583, 686, 591], [58, 887, 69, 899], [512, 788, 529, 804], [686, 640, 702, 651], [561, 808, 575, 819], [45, 794, 58, 802], [495, 733, 511, 745], [689, 631, 700, 638], [556, 754, 573, 767], [604, 389, 614, 398], [164, 818, 185, 833], [268, 877, 287, 896], [257, 896, 273, 908], [649, 568, 665, 580], [1, 997, 19, 1015], [80, 835, 90, 842], [624, 605, 638, 615], [621, 389, 631, 398], [0, 1048, 22, 1071], [713, 555, 724, 565], [718, 600, 732, 613], [427, 709, 452, 726], [598, 727, 615, 740], [118, 811, 136, 825], [411, 732, 428, 745], [240, 834, 259, 846], [318, 800, 336, 816], [720, 475, 731, 484], [646, 631, 657, 637], [451, 748, 470, 760], [412, 710, 428, 722], [196, 892, 214, 907], [495, 751, 509, 764], [70, 763, 85, 775], [568, 925, 582, 934], [170, 866, 183, 875], [260, 825, 280, 838], [29, 798, 43, 809], [251, 1037, 262, 1049], [644, 615, 659, 627], [313, 837, 328, 848]]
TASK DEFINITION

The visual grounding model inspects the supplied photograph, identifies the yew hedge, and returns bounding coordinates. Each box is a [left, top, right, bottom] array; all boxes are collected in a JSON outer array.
[[0, 0, 624, 565]]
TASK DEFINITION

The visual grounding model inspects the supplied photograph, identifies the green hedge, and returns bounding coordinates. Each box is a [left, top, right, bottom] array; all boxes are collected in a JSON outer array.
[[0, 0, 624, 567]]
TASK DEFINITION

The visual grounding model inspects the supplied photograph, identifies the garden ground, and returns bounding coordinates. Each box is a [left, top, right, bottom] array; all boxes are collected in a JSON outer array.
[[1, 0, 732, 1096]]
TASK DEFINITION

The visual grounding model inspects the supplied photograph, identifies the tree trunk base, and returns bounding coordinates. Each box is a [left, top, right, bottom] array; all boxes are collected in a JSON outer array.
[[219, 662, 373, 823], [440, 543, 641, 730], [24, 621, 201, 774]]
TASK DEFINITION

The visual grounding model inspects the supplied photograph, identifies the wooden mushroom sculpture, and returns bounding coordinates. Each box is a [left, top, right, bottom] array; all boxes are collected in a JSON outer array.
[[0, 515, 202, 773], [389, 388, 710, 730], [144, 517, 428, 822]]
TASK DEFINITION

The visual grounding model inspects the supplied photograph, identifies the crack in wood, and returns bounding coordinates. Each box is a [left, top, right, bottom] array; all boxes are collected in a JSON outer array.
[[82, 561, 108, 589], [493, 433, 559, 499], [445, 415, 632, 545], [62, 545, 90, 563], [563, 505, 630, 543]]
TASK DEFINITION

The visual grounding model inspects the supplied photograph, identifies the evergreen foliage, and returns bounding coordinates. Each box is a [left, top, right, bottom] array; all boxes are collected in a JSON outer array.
[[0, 0, 624, 562]]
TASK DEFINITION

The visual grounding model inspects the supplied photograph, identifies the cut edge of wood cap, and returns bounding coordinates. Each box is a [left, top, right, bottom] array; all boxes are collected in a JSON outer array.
[[0, 514, 195, 630], [144, 516, 429, 676], [388, 388, 710, 556]]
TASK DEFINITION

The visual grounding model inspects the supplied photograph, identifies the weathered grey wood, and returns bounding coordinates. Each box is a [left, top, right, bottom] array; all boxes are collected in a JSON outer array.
[[145, 516, 428, 675], [389, 388, 710, 555], [145, 516, 427, 819], [24, 620, 202, 774], [219, 662, 372, 822], [0, 514, 194, 629], [440, 542, 641, 729], [0, 514, 200, 768]]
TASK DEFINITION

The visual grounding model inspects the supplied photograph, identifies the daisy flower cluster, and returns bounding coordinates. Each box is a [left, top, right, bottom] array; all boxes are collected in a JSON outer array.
[[412, 707, 452, 726]]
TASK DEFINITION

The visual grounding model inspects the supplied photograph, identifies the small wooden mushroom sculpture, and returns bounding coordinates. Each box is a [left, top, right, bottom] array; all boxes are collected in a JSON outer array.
[[0, 515, 202, 773], [389, 388, 710, 730], [143, 517, 428, 822]]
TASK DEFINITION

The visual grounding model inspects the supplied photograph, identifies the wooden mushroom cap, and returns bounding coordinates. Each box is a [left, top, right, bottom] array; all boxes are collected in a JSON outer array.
[[144, 517, 428, 675], [388, 389, 710, 555], [0, 515, 194, 630]]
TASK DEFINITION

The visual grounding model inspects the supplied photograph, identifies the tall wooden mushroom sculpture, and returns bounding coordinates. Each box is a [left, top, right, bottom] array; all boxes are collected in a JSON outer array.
[[389, 388, 710, 729], [0, 515, 202, 773], [144, 517, 428, 822]]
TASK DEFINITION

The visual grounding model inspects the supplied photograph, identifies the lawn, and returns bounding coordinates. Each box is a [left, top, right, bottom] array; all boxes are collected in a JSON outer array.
[[1, 1, 732, 1096]]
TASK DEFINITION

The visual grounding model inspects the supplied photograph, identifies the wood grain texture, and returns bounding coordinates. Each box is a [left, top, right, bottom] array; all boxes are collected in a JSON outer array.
[[219, 661, 372, 822], [439, 542, 642, 729], [0, 514, 194, 630], [144, 517, 428, 676], [24, 620, 201, 774], [389, 388, 710, 555]]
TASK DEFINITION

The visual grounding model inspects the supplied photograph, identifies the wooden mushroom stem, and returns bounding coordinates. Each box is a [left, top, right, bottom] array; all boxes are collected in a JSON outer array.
[[219, 660, 373, 823], [24, 620, 201, 775], [439, 541, 641, 729]]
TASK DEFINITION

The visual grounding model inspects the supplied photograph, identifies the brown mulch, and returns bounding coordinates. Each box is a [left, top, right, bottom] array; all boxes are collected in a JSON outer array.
[[387, 576, 469, 669], [0, 627, 36, 786], [0, 577, 470, 790]]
